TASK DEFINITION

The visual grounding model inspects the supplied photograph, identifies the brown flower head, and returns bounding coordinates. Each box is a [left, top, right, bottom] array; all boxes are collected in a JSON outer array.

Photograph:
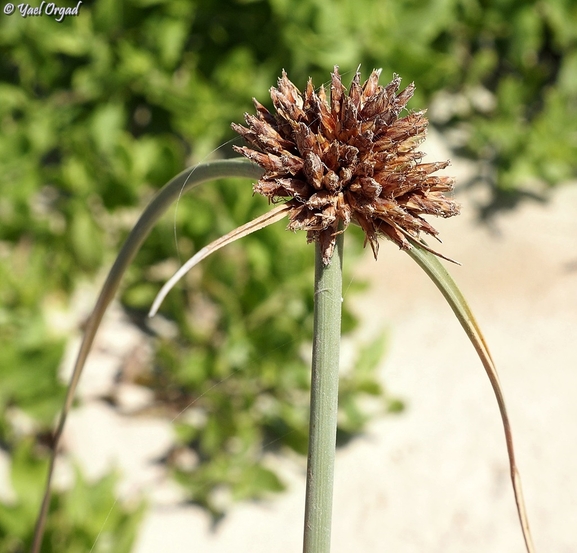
[[232, 67, 459, 265]]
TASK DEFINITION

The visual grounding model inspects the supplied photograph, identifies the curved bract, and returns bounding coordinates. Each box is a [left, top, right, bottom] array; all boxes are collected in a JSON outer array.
[[406, 239, 535, 553], [148, 203, 290, 316], [32, 159, 264, 553]]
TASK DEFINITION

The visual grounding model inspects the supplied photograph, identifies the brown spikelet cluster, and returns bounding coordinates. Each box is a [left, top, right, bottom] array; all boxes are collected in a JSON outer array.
[[232, 66, 459, 265]]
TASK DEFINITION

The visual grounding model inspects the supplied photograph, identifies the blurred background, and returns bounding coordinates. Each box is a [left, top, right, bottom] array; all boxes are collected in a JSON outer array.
[[0, 0, 576, 551]]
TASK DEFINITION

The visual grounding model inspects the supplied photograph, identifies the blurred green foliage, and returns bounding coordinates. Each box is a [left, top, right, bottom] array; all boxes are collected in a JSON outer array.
[[0, 441, 143, 553], [0, 0, 575, 545]]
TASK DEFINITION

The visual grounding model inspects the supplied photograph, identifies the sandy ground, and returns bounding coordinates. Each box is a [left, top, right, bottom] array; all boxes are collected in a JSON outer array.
[[4, 133, 575, 551]]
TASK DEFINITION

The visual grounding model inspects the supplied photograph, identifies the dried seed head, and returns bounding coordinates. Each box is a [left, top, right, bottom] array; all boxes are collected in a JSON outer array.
[[232, 66, 460, 265]]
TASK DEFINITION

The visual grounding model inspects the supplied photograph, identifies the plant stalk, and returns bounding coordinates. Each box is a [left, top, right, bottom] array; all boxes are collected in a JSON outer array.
[[303, 233, 344, 553]]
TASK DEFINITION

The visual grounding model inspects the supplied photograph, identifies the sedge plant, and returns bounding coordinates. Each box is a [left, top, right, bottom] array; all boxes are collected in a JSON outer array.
[[33, 67, 534, 553]]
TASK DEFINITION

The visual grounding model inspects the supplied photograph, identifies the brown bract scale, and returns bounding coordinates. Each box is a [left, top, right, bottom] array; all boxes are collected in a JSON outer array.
[[232, 67, 459, 265]]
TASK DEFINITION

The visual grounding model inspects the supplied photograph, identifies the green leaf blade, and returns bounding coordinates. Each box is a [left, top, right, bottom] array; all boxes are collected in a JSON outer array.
[[405, 239, 535, 553]]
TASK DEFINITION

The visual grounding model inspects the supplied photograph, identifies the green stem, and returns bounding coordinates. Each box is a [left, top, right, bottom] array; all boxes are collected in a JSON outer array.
[[303, 233, 344, 553]]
